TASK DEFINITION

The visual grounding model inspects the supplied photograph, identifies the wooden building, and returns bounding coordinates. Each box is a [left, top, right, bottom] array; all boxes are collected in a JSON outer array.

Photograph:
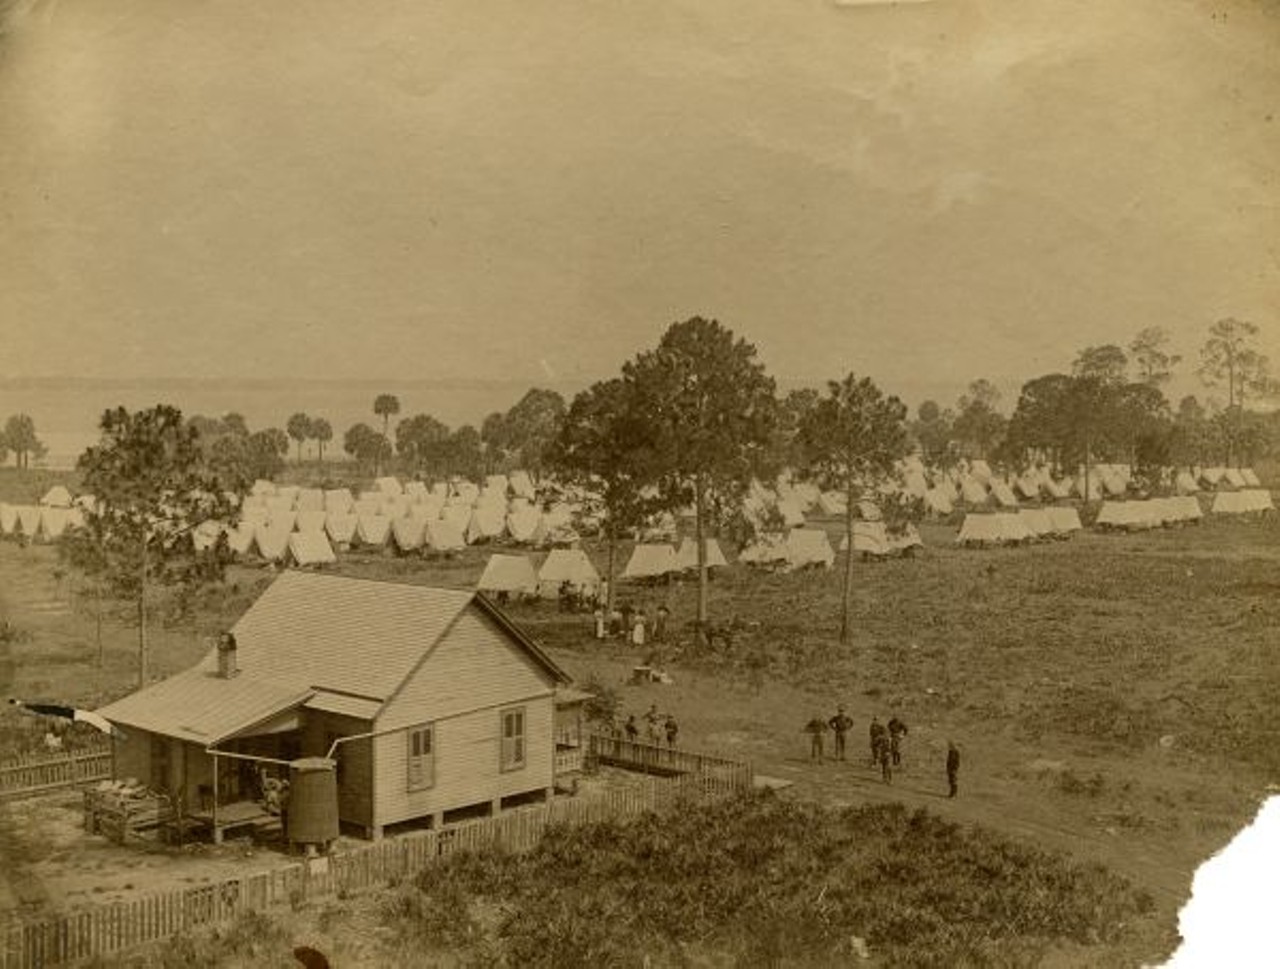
[[96, 571, 574, 841]]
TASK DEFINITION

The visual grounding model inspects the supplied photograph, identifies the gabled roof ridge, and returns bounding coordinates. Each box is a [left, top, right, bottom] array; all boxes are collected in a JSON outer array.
[[265, 568, 476, 597]]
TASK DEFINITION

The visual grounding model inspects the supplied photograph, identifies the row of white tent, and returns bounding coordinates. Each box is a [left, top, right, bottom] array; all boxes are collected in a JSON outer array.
[[956, 508, 1084, 546], [1093, 498, 1206, 530], [476, 549, 603, 597], [622, 538, 731, 579], [0, 503, 86, 542]]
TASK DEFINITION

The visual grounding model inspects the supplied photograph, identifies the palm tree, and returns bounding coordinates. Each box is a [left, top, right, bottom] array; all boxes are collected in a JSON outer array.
[[373, 395, 401, 473]]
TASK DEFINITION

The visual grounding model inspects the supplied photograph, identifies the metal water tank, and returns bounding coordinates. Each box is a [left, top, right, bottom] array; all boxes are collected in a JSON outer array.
[[287, 757, 339, 847]]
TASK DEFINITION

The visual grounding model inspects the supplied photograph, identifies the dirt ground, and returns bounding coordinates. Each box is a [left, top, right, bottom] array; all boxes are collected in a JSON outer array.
[[1, 507, 1277, 964]]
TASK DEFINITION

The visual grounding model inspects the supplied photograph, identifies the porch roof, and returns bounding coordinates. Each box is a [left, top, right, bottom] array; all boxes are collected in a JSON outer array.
[[97, 668, 314, 746]]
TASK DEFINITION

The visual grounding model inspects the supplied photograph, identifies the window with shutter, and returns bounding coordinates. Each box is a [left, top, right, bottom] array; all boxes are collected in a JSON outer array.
[[407, 724, 434, 791], [500, 707, 526, 771]]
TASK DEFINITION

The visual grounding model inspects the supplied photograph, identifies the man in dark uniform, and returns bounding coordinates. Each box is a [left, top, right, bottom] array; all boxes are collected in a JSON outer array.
[[828, 705, 854, 761], [946, 742, 961, 798], [887, 716, 908, 767], [803, 715, 829, 762], [869, 716, 887, 767], [878, 743, 892, 784]]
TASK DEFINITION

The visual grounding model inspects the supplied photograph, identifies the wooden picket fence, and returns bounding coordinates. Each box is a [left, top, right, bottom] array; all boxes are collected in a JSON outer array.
[[1, 755, 752, 967], [587, 731, 754, 788], [0, 747, 112, 800]]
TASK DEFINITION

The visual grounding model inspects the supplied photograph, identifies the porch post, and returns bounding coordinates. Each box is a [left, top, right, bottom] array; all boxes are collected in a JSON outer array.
[[211, 753, 221, 844]]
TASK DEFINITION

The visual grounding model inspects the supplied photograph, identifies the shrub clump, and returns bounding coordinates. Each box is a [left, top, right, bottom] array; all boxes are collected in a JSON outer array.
[[393, 791, 1151, 967]]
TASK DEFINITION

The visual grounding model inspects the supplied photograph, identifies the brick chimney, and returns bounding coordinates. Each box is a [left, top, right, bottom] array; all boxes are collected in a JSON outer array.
[[216, 632, 238, 679]]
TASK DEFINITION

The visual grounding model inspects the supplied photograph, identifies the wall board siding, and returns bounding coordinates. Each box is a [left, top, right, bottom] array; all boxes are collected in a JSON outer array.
[[373, 697, 554, 827]]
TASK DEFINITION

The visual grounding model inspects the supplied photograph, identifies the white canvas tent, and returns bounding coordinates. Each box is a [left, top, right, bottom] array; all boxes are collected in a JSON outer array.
[[775, 498, 806, 528], [738, 535, 789, 567], [191, 520, 225, 553], [783, 529, 834, 570], [36, 506, 73, 541], [324, 512, 359, 547], [250, 480, 276, 497], [989, 480, 1020, 508], [323, 489, 354, 514], [1174, 471, 1200, 495], [477, 554, 538, 596], [14, 506, 41, 538], [40, 485, 74, 508], [956, 514, 1003, 546], [672, 537, 729, 571], [1241, 468, 1262, 488], [374, 476, 403, 497], [1046, 506, 1083, 535], [924, 487, 954, 516], [441, 503, 473, 538], [294, 510, 328, 534], [266, 495, 295, 518], [466, 505, 507, 543], [959, 477, 988, 505], [355, 513, 392, 547], [391, 516, 427, 552], [622, 543, 677, 579], [288, 531, 336, 566], [425, 517, 466, 552], [252, 523, 292, 562], [226, 522, 256, 555], [537, 548, 602, 598], [295, 489, 325, 513], [995, 513, 1033, 543], [507, 505, 544, 544], [509, 471, 536, 500], [1019, 508, 1054, 539], [0, 504, 17, 535]]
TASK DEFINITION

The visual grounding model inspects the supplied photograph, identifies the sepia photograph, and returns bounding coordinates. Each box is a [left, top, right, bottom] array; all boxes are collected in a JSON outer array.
[[1, 0, 1277, 966]]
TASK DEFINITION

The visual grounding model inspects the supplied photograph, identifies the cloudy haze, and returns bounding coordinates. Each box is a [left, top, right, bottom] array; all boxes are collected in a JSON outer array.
[[1, 0, 1276, 400]]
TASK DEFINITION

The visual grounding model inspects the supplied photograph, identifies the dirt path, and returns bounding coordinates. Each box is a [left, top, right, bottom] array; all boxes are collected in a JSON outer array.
[[555, 649, 1245, 922]]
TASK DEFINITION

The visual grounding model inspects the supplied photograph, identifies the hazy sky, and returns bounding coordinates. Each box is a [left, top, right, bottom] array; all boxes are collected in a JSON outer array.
[[2, 0, 1277, 402]]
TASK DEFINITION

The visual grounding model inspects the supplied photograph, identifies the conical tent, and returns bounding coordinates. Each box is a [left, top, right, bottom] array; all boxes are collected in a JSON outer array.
[[250, 479, 276, 497], [295, 489, 325, 513], [441, 503, 472, 538], [14, 505, 41, 537], [36, 506, 72, 540], [775, 498, 806, 528], [477, 554, 538, 596], [924, 487, 954, 516], [324, 512, 358, 546], [0, 504, 17, 534], [466, 505, 507, 543], [783, 529, 834, 570], [959, 477, 988, 505], [672, 537, 729, 571], [1046, 506, 1083, 534], [989, 480, 1019, 508], [842, 521, 889, 556], [355, 513, 392, 546], [404, 480, 429, 500], [288, 531, 337, 566], [294, 510, 328, 534], [507, 505, 544, 544], [1175, 471, 1200, 495], [252, 523, 292, 562], [266, 495, 295, 518], [226, 522, 256, 555], [1241, 468, 1262, 488], [374, 476, 403, 496], [40, 485, 74, 508], [509, 471, 536, 499], [537, 548, 602, 598], [267, 509, 297, 534], [622, 543, 677, 579], [425, 517, 466, 552], [1223, 468, 1247, 489], [391, 516, 427, 552]]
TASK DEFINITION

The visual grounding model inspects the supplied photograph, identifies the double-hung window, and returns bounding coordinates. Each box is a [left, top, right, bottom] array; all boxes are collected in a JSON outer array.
[[407, 724, 434, 791], [500, 707, 526, 771]]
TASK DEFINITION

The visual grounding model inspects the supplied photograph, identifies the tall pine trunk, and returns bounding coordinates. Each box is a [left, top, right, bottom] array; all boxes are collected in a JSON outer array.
[[840, 479, 855, 644], [137, 544, 149, 688], [694, 475, 708, 636], [605, 522, 617, 615]]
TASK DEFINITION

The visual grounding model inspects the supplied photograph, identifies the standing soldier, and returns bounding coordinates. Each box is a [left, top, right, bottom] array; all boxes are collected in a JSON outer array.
[[645, 703, 663, 744], [803, 714, 829, 762], [869, 716, 887, 767], [664, 714, 679, 748], [946, 742, 961, 798], [878, 741, 892, 784], [624, 714, 639, 742], [828, 705, 854, 761], [887, 716, 908, 767]]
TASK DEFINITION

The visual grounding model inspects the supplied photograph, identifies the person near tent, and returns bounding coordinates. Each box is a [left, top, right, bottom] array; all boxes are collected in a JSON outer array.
[[887, 716, 908, 767], [620, 602, 634, 635], [804, 715, 829, 762], [946, 742, 961, 798], [828, 705, 853, 761], [653, 605, 669, 643], [664, 714, 679, 747], [608, 607, 624, 639], [593, 606, 606, 640], [624, 715, 639, 741], [869, 716, 887, 767], [632, 608, 647, 647]]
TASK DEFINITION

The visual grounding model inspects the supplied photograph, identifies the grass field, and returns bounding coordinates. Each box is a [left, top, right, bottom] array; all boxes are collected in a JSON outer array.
[[1, 471, 1277, 965]]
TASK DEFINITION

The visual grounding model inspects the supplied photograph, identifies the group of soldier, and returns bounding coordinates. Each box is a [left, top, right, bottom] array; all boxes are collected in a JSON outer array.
[[804, 707, 961, 797]]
